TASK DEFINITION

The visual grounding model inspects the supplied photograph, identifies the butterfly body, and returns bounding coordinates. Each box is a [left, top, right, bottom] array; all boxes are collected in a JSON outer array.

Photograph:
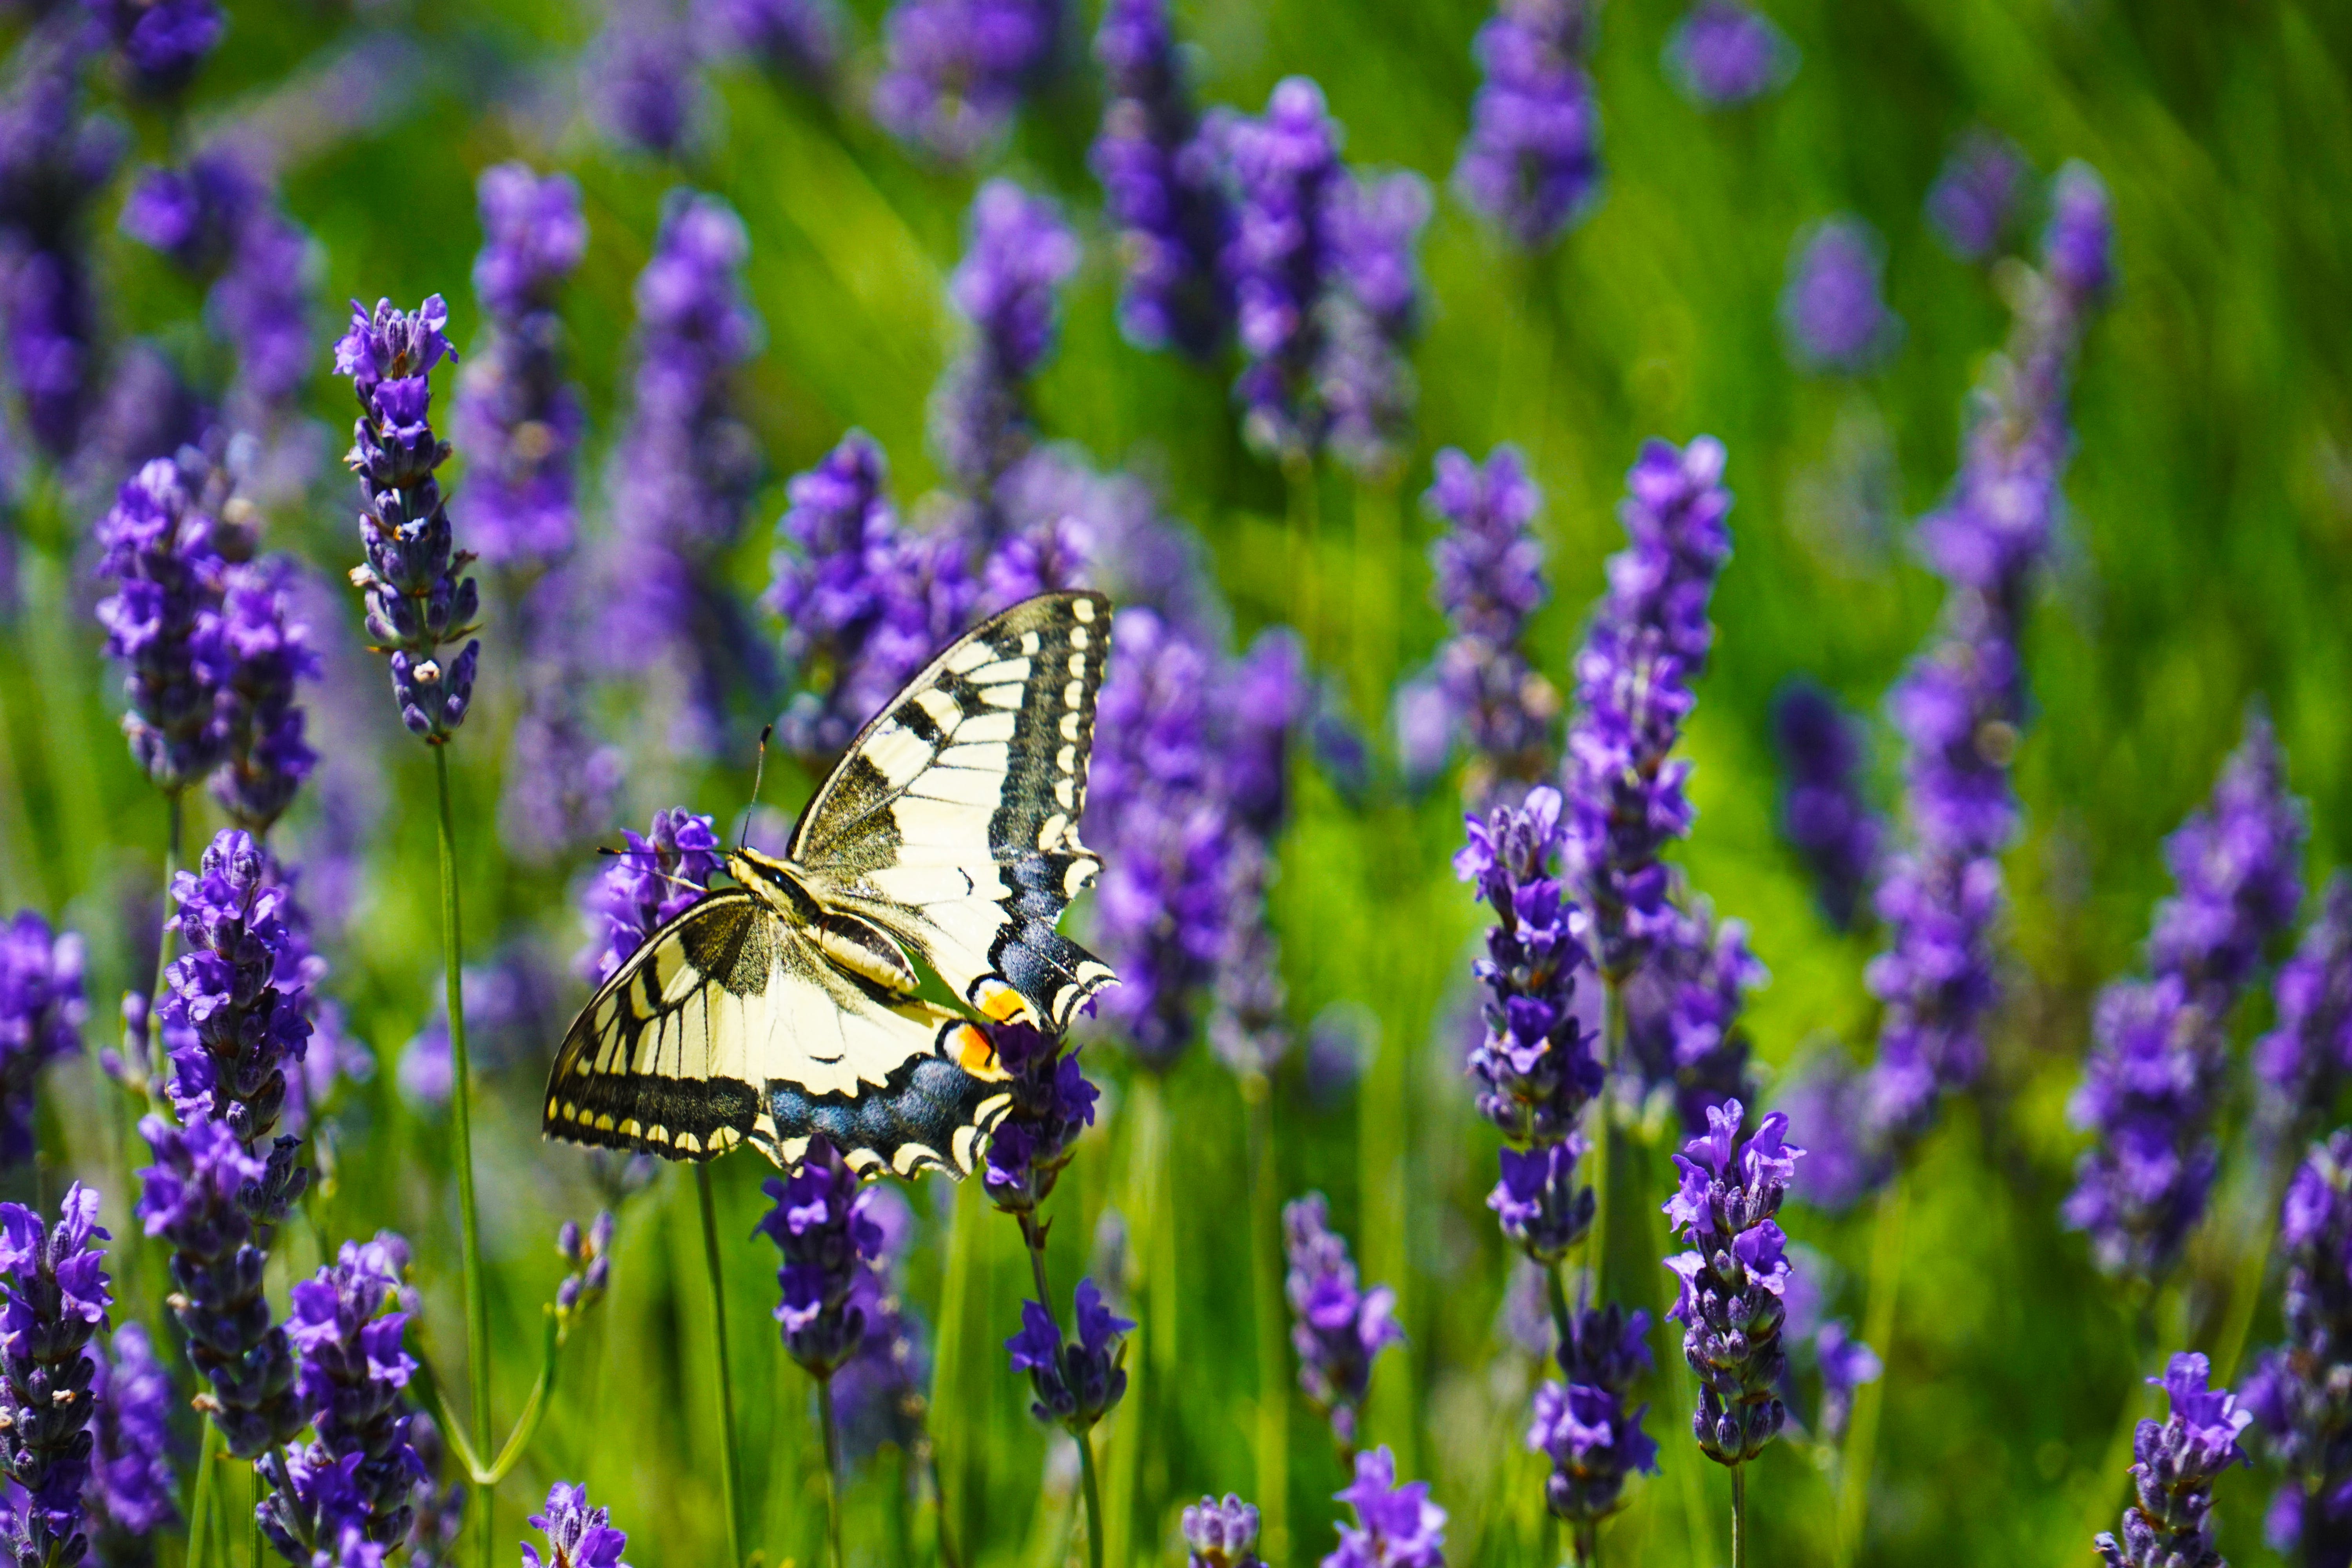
[[543, 591, 1117, 1178]]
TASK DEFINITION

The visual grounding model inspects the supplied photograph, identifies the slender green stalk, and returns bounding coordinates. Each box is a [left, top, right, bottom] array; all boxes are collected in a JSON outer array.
[[817, 1376, 845, 1568], [187, 1419, 221, 1568], [1730, 1463, 1747, 1568], [924, 1443, 964, 1568], [141, 788, 185, 1119], [1572, 1520, 1597, 1568], [1836, 1180, 1907, 1562], [1020, 1221, 1104, 1568], [695, 1163, 746, 1568], [431, 746, 494, 1568], [1244, 1071, 1290, 1564]]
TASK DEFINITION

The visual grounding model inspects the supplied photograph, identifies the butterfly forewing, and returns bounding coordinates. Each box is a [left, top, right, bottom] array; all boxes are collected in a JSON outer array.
[[542, 890, 1014, 1178], [789, 590, 1118, 1029]]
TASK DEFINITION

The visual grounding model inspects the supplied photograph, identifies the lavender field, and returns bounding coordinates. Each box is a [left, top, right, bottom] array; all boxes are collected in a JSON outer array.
[[0, 0, 2346, 1565]]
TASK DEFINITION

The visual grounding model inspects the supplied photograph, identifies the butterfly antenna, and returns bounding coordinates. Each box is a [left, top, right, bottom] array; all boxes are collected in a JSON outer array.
[[741, 724, 773, 853]]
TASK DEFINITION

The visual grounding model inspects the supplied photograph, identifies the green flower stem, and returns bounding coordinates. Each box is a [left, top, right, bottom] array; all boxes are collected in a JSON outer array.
[[187, 1418, 221, 1568], [430, 745, 493, 1568], [1835, 1179, 1906, 1563], [1020, 1219, 1105, 1568], [143, 788, 184, 1120], [817, 1374, 845, 1568], [1730, 1461, 1748, 1568], [1243, 1070, 1289, 1564], [696, 1163, 746, 1568]]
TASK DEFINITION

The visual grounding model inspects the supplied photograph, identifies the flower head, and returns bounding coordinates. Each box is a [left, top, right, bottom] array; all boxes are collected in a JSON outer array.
[[1285, 1193, 1403, 1448], [94, 455, 229, 790], [980, 1023, 1098, 1214], [757, 1138, 883, 1377], [2255, 873, 2352, 1143], [160, 828, 315, 1147], [1453, 0, 1601, 250], [89, 0, 223, 96], [1780, 217, 1900, 374], [932, 180, 1079, 499], [1530, 1304, 1657, 1527], [1183, 1494, 1263, 1568], [2096, 1353, 2249, 1568], [2243, 1132, 2352, 1559], [1927, 131, 2031, 261], [1091, 0, 1232, 358], [0, 911, 83, 1167], [88, 1320, 179, 1547], [1005, 1277, 1131, 1434], [1322, 1446, 1445, 1568], [0, 1185, 111, 1568], [579, 808, 724, 983], [871, 0, 1062, 162], [523, 1482, 630, 1568], [1772, 681, 1882, 931]]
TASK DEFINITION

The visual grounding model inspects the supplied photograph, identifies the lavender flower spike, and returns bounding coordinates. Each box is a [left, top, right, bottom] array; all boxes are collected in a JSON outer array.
[[1091, 0, 1231, 358], [1531, 1303, 1657, 1532], [1664, 1, 1795, 109], [2254, 873, 2352, 1145], [757, 1137, 883, 1377], [980, 1022, 1098, 1216], [2096, 1353, 2250, 1568], [932, 180, 1080, 499], [871, 0, 1062, 163], [94, 456, 229, 791], [88, 1321, 180, 1549], [1222, 76, 1343, 460], [1926, 131, 2031, 262], [2243, 1132, 2352, 1563], [212, 553, 320, 833], [336, 296, 482, 743], [0, 911, 84, 1167], [1453, 0, 1601, 250], [1771, 681, 1882, 931], [578, 808, 724, 983], [1321, 1446, 1445, 1568], [1416, 444, 1558, 791], [1284, 1193, 1403, 1450], [523, 1482, 631, 1568], [1005, 1277, 1132, 1434], [0, 1184, 111, 1568], [1663, 1100, 1803, 1466], [160, 828, 314, 1148], [1780, 217, 1901, 375], [1184, 1494, 1264, 1568]]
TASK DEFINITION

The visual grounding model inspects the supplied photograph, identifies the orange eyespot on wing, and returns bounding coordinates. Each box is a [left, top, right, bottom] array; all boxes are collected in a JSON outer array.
[[973, 978, 1035, 1025], [951, 1023, 1008, 1080]]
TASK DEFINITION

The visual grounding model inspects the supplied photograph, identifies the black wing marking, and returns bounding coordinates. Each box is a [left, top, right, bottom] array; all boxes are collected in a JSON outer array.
[[789, 590, 1118, 1030], [541, 890, 1014, 1177]]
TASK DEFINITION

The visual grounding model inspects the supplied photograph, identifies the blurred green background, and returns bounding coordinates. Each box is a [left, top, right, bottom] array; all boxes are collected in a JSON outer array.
[[5, 0, 2352, 1563]]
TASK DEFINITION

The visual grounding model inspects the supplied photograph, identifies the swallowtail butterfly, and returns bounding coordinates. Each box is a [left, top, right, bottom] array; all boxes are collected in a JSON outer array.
[[541, 591, 1118, 1179]]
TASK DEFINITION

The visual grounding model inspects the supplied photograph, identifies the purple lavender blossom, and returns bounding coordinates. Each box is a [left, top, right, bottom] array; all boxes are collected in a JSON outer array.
[[1004, 1276, 1131, 1434], [261, 1235, 422, 1555], [87, 1320, 179, 1549], [579, 808, 724, 983], [1457, 788, 1601, 1256], [523, 1483, 630, 1568], [501, 587, 626, 866], [399, 945, 561, 1106], [603, 192, 769, 756], [1563, 436, 1733, 978], [2044, 161, 2118, 303], [1183, 1494, 1263, 1568], [871, 0, 1062, 162], [1808, 1321, 1880, 1444], [337, 296, 482, 744], [1319, 168, 1431, 480], [827, 1190, 928, 1464], [1663, 1, 1795, 108], [1321, 1446, 1445, 1568], [2096, 1353, 2250, 1568], [1663, 1100, 1802, 1466], [1411, 445, 1558, 791], [120, 149, 258, 276], [2066, 715, 2306, 1280], [932, 180, 1080, 500], [94, 456, 229, 790], [1780, 217, 1901, 374], [212, 555, 320, 833], [1858, 161, 2114, 1172], [1453, 0, 1601, 250], [1218, 628, 1308, 848], [1926, 131, 2030, 262], [0, 22, 123, 457], [0, 910, 83, 1167], [980, 1022, 1098, 1216], [1221, 77, 1343, 460], [1620, 896, 1762, 1135], [2243, 1132, 2352, 1564], [586, 1, 705, 158], [2255, 874, 2352, 1143], [757, 1138, 883, 1377], [1772, 680, 1882, 931], [0, 1185, 110, 1568], [1085, 607, 1229, 1067], [160, 828, 314, 1147], [554, 1211, 615, 1323], [138, 1120, 307, 1469], [768, 431, 976, 760], [1283, 1193, 1403, 1451], [695, 0, 840, 83], [1091, 0, 1231, 358], [1531, 1303, 1656, 1532], [452, 163, 589, 570], [87, 0, 223, 97]]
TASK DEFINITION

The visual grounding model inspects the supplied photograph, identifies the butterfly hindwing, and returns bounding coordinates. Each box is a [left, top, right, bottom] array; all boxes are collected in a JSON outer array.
[[789, 591, 1118, 1029], [542, 891, 1015, 1177]]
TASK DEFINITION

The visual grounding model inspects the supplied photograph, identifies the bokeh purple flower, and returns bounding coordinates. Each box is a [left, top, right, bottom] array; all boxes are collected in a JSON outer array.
[[1453, 0, 1601, 250], [1183, 1494, 1263, 1568], [1091, 0, 1231, 358], [1772, 680, 1882, 931], [871, 0, 1062, 163], [87, 1320, 179, 1549], [1284, 1192, 1402, 1451], [2243, 1132, 2352, 1565], [88, 0, 222, 97], [2255, 873, 2352, 1147], [1926, 131, 2031, 262], [1664, 0, 1795, 108], [2066, 714, 2305, 1280], [0, 1185, 110, 1568], [1620, 896, 1762, 1136], [1220, 76, 1340, 461], [0, 910, 82, 1167], [695, 0, 841, 83], [932, 180, 1079, 508], [586, 0, 706, 158], [2095, 1353, 2249, 1568], [1663, 1100, 1802, 1466], [1780, 217, 1900, 374]]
